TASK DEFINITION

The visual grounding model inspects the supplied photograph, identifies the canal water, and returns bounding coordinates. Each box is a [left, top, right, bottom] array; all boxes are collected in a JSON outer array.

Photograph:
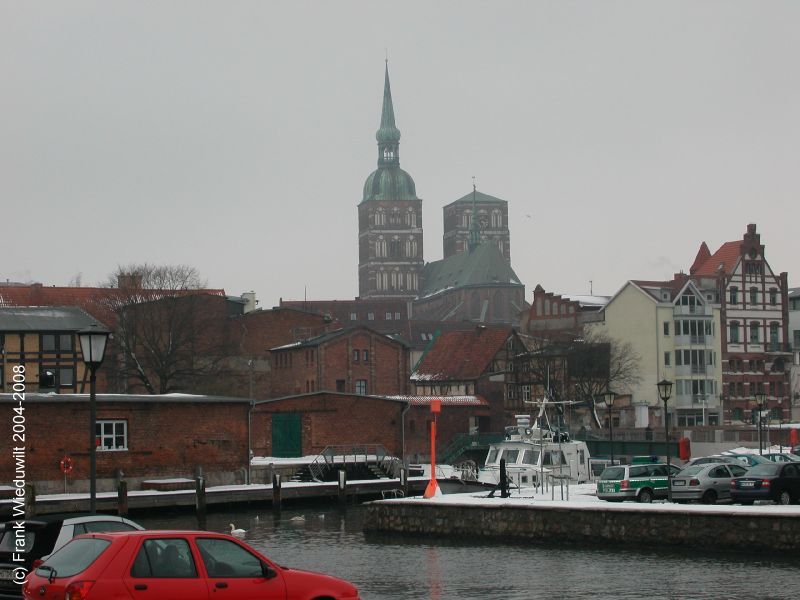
[[138, 504, 799, 600]]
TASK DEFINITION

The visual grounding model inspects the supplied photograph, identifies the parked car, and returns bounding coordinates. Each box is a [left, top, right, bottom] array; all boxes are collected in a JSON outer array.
[[762, 452, 800, 463], [22, 530, 360, 600], [0, 513, 143, 600], [596, 463, 681, 503], [670, 462, 748, 504], [681, 455, 743, 469], [722, 453, 771, 468], [730, 461, 800, 505]]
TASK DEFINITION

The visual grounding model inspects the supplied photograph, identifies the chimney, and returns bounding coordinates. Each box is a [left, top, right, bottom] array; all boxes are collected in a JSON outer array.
[[117, 273, 143, 289], [240, 291, 258, 313]]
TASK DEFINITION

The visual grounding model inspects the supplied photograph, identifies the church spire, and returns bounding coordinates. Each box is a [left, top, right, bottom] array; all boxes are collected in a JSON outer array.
[[376, 61, 401, 166], [468, 178, 480, 252]]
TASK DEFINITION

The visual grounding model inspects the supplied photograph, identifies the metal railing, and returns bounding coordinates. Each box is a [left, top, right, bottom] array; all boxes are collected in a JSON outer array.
[[307, 444, 400, 482], [439, 432, 504, 465]]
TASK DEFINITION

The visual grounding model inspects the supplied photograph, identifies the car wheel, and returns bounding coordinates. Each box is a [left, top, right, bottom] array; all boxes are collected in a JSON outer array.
[[637, 488, 654, 503], [701, 490, 717, 505], [777, 490, 791, 505]]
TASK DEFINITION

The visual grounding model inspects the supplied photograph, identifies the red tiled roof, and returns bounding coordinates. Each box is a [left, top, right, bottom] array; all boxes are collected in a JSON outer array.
[[692, 241, 741, 277], [412, 326, 513, 381], [689, 242, 711, 275], [0, 285, 225, 327]]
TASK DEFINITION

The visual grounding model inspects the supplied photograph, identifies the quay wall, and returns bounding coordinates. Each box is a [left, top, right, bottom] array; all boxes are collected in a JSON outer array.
[[364, 501, 800, 552]]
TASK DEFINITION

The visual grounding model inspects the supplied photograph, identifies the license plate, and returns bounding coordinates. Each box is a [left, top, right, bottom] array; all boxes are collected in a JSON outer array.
[[0, 569, 13, 581], [603, 483, 617, 492], [672, 481, 685, 486], [740, 481, 754, 488]]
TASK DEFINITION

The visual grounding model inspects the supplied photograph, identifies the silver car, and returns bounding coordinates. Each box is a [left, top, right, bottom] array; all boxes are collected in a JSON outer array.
[[670, 462, 748, 504]]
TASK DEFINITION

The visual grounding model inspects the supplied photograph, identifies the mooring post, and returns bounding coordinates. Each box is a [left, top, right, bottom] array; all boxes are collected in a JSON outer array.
[[500, 458, 509, 498], [195, 476, 206, 529], [400, 466, 408, 497], [118, 480, 128, 517], [24, 484, 36, 518], [272, 473, 282, 514], [338, 469, 347, 507]]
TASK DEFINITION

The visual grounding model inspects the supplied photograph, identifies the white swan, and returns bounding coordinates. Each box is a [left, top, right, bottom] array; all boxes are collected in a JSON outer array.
[[229, 523, 246, 536], [289, 515, 305, 523]]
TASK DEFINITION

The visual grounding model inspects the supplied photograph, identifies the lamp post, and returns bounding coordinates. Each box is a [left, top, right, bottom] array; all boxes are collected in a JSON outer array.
[[754, 391, 767, 455], [656, 379, 673, 502], [78, 325, 111, 514], [777, 397, 783, 453], [602, 390, 618, 466]]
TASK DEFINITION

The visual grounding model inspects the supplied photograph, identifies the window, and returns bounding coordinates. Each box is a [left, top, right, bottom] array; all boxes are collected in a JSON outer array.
[[362, 350, 369, 362], [769, 288, 778, 305], [663, 322, 670, 336], [729, 287, 738, 304], [521, 385, 531, 402], [196, 538, 266, 578], [355, 379, 367, 395], [59, 367, 74, 388], [749, 287, 758, 305], [394, 312, 401, 320], [664, 352, 671, 367], [730, 322, 740, 343], [336, 380, 345, 392], [41, 334, 56, 351], [386, 312, 392, 320], [352, 350, 359, 362], [367, 312, 374, 321], [132, 539, 197, 578], [749, 322, 760, 344], [350, 312, 357, 321], [95, 420, 127, 451]]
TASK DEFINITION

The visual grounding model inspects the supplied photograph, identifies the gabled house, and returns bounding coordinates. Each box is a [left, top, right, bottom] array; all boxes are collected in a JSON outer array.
[[410, 325, 525, 434]]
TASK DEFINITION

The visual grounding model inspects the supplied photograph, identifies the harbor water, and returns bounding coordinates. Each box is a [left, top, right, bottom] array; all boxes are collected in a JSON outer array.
[[139, 504, 799, 600]]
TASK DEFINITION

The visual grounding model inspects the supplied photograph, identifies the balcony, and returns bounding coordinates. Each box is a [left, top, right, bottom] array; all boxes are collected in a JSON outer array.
[[674, 305, 711, 316]]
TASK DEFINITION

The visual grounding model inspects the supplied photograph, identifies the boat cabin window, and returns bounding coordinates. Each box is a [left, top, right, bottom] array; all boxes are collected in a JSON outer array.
[[501, 449, 520, 464], [542, 451, 566, 466], [522, 450, 539, 465], [486, 449, 499, 464]]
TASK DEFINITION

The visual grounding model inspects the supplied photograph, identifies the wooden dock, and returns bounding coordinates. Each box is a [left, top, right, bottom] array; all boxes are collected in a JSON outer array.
[[0, 477, 428, 517]]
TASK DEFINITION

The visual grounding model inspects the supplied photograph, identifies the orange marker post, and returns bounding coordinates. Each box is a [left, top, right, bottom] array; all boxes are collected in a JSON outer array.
[[423, 400, 442, 498]]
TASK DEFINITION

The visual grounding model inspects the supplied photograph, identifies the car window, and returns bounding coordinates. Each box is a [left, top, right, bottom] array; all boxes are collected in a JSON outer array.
[[196, 538, 265, 578], [0, 529, 35, 553], [629, 466, 648, 478], [728, 464, 747, 477], [36, 538, 110, 578], [709, 466, 728, 478], [677, 465, 703, 476], [600, 467, 626, 480], [75, 521, 139, 535], [132, 539, 197, 578]]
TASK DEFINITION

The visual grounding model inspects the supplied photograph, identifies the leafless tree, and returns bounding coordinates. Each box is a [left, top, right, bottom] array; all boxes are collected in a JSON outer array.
[[100, 264, 232, 394]]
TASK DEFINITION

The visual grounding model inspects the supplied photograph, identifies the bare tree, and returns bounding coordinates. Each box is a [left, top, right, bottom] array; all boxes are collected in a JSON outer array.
[[101, 264, 232, 394]]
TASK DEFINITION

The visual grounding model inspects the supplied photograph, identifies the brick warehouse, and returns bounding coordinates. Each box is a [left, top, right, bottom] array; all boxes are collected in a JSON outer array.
[[269, 326, 410, 398], [0, 394, 250, 494]]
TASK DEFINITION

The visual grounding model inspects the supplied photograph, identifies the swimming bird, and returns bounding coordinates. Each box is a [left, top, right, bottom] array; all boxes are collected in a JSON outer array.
[[229, 523, 246, 536], [289, 515, 306, 523]]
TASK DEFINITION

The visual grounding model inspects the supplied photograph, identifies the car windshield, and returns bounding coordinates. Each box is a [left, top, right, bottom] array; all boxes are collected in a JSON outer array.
[[600, 467, 626, 480], [746, 463, 781, 476], [36, 538, 111, 578]]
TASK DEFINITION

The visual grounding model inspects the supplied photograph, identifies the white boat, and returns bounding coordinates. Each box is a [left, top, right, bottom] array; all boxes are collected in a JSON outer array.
[[438, 411, 591, 494]]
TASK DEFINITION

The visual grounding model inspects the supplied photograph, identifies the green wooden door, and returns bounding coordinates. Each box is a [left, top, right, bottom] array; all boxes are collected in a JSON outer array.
[[272, 413, 302, 457]]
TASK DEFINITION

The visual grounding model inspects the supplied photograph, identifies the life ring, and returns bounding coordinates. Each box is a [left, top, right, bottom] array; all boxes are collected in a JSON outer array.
[[60, 456, 74, 474]]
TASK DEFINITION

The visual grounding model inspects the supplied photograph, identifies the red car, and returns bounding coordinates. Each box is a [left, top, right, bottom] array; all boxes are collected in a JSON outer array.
[[22, 530, 360, 600]]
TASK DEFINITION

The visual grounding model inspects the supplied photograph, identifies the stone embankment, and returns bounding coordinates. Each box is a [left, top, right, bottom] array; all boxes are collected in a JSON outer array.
[[364, 500, 800, 552]]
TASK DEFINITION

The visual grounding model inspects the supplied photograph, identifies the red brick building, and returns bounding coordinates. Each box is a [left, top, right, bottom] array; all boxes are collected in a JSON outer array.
[[520, 284, 609, 342], [270, 326, 410, 398], [0, 394, 250, 494], [411, 325, 525, 435], [250, 392, 407, 459]]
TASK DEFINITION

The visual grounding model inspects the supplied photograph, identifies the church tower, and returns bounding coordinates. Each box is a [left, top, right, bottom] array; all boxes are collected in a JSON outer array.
[[358, 64, 424, 300]]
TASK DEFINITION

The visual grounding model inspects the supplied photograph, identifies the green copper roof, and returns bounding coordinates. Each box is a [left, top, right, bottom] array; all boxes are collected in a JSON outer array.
[[362, 63, 418, 203], [420, 243, 522, 299], [376, 63, 401, 144]]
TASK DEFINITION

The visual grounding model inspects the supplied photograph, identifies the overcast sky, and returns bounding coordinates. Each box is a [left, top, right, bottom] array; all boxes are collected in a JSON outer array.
[[3, 2, 798, 306]]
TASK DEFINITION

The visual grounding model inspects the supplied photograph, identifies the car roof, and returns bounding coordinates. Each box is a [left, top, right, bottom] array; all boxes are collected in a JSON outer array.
[[90, 530, 230, 538]]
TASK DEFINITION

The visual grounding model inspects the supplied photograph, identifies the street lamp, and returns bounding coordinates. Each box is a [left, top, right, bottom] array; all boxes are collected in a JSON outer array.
[[656, 379, 673, 502], [78, 325, 111, 514], [754, 391, 767, 456], [777, 397, 783, 453], [601, 390, 618, 466]]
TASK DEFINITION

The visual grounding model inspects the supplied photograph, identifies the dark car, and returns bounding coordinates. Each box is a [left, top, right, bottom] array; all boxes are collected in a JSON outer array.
[[0, 514, 143, 599], [22, 530, 360, 600], [730, 461, 800, 505]]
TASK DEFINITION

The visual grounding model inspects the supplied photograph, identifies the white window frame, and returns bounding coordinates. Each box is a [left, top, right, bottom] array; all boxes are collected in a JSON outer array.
[[95, 419, 128, 451]]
